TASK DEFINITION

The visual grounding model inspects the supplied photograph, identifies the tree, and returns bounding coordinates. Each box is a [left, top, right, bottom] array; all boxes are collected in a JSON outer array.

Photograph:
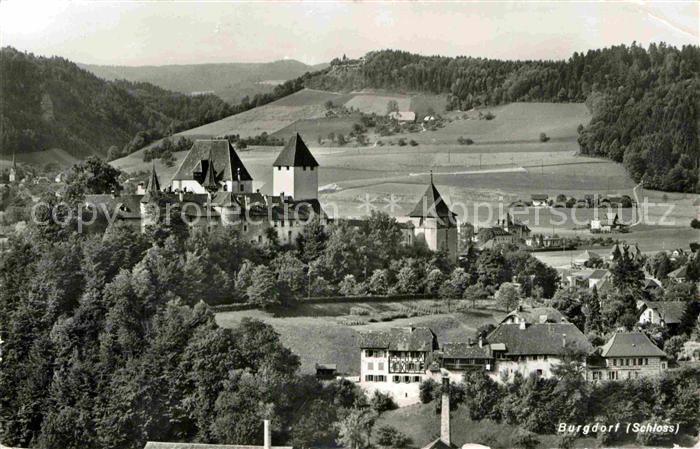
[[63, 156, 122, 204], [496, 282, 520, 311], [419, 379, 439, 403], [368, 269, 389, 295], [425, 269, 446, 296], [246, 265, 280, 307], [335, 408, 378, 449], [291, 399, 337, 449], [386, 100, 399, 115], [369, 391, 397, 413]]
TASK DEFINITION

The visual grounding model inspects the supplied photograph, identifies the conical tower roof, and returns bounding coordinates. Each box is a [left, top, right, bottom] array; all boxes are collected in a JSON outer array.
[[409, 174, 456, 219], [146, 163, 161, 193], [273, 133, 319, 167], [202, 150, 219, 192]]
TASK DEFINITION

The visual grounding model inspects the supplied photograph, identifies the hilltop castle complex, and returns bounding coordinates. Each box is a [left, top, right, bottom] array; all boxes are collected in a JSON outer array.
[[86, 133, 459, 258]]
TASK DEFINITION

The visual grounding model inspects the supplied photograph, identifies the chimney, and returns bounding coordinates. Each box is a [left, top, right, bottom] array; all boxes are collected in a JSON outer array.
[[264, 419, 271, 449], [440, 374, 451, 446], [562, 333, 567, 348]]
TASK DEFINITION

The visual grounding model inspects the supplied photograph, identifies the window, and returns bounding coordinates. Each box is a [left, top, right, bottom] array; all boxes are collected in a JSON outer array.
[[413, 376, 421, 382], [644, 358, 648, 365], [240, 184, 244, 192], [661, 362, 667, 369], [376, 375, 386, 382], [288, 230, 292, 241], [257, 235, 262, 243], [536, 369, 543, 376], [303, 166, 307, 171], [393, 376, 400, 383], [367, 362, 374, 371], [365, 375, 373, 382], [278, 167, 281, 171], [243, 225, 248, 232], [286, 166, 290, 171], [378, 362, 384, 371], [613, 359, 617, 366], [310, 166, 314, 171], [403, 376, 410, 383]]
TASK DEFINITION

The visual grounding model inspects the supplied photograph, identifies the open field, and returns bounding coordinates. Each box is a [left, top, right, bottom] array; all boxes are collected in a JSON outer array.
[[214, 300, 501, 375], [376, 403, 597, 449], [113, 92, 699, 256]]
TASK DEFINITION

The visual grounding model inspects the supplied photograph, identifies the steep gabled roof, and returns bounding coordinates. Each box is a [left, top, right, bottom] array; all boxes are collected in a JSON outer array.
[[668, 265, 688, 279], [273, 133, 319, 167], [172, 140, 252, 182], [146, 164, 160, 193], [409, 181, 456, 219], [600, 332, 666, 358], [486, 323, 593, 356], [642, 301, 686, 324], [359, 327, 438, 351]]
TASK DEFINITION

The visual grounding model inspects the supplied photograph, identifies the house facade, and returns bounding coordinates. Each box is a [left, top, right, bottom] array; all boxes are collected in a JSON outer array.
[[638, 301, 686, 329], [359, 327, 438, 405], [586, 332, 668, 381]]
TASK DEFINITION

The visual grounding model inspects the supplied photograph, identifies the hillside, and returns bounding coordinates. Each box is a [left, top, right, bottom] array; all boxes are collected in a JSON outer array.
[[303, 47, 700, 192], [0, 47, 234, 165], [81, 60, 328, 103]]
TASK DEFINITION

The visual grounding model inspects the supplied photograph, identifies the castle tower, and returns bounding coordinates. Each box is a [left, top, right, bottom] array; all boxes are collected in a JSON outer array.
[[8, 152, 17, 183], [202, 150, 220, 193], [272, 133, 319, 200], [408, 173, 458, 261]]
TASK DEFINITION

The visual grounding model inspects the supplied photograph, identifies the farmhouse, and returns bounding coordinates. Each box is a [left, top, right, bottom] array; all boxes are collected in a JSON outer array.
[[484, 321, 593, 381], [389, 111, 416, 122], [638, 301, 686, 330], [499, 306, 566, 325], [530, 194, 549, 207], [586, 332, 668, 381], [358, 326, 438, 404], [85, 134, 327, 245]]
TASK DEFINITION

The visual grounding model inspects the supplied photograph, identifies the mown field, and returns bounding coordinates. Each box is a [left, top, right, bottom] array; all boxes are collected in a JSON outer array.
[[214, 300, 501, 375]]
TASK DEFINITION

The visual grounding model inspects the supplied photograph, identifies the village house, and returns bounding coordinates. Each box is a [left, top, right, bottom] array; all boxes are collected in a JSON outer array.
[[638, 301, 686, 330], [667, 265, 689, 283], [530, 194, 549, 207], [499, 306, 566, 325], [483, 321, 593, 382], [358, 326, 439, 405], [389, 111, 416, 122], [586, 332, 668, 381]]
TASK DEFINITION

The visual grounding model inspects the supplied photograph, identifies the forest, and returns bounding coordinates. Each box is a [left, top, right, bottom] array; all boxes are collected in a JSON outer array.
[[305, 44, 700, 192], [1, 158, 698, 449]]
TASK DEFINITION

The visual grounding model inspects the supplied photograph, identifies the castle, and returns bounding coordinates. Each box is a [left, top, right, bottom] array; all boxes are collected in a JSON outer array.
[[86, 133, 459, 258]]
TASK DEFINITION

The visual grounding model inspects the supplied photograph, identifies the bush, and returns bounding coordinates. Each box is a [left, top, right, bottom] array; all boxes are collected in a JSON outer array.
[[539, 132, 550, 142], [376, 426, 411, 448], [409, 139, 418, 146], [457, 136, 474, 145], [419, 379, 438, 403], [397, 138, 407, 146], [370, 391, 397, 413]]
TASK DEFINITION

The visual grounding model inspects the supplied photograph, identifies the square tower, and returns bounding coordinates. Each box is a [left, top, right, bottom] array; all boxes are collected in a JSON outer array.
[[273, 133, 319, 201]]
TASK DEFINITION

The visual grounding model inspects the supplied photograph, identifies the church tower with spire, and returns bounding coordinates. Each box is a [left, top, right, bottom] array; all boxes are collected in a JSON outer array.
[[407, 172, 458, 261], [272, 133, 319, 200]]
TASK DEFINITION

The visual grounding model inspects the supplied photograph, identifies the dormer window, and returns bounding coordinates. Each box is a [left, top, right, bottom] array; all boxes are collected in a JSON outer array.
[[278, 167, 281, 171], [303, 166, 307, 171], [286, 166, 290, 170]]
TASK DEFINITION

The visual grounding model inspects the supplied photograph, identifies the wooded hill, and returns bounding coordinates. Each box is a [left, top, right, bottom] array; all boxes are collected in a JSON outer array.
[[0, 47, 234, 160], [81, 60, 328, 103], [305, 45, 700, 192]]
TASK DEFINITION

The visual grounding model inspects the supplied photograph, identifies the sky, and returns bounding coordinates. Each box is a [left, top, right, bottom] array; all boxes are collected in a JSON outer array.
[[0, 1, 698, 66]]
